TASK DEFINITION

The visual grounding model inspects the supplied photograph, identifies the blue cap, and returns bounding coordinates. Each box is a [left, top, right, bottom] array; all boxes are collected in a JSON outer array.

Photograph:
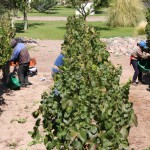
[[138, 41, 148, 49]]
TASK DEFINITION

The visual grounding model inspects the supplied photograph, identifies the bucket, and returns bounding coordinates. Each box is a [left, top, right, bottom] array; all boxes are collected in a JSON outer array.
[[138, 60, 150, 72]]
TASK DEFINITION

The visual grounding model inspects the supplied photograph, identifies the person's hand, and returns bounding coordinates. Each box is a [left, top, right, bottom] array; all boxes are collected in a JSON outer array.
[[148, 54, 150, 59]]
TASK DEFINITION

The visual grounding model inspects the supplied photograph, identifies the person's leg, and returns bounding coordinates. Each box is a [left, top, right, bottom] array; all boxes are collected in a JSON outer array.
[[24, 65, 29, 85], [18, 64, 25, 86], [2, 61, 10, 84], [131, 60, 139, 83], [138, 65, 143, 82]]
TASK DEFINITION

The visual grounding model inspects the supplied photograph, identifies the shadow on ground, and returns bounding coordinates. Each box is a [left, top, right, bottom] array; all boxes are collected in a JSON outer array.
[[143, 72, 150, 84], [0, 80, 8, 115]]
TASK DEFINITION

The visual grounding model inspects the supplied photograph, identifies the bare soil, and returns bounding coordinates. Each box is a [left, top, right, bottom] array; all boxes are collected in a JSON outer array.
[[0, 40, 150, 150]]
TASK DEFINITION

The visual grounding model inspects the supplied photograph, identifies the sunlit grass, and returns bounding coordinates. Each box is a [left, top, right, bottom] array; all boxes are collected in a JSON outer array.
[[15, 20, 135, 40], [134, 21, 147, 35], [17, 5, 106, 17]]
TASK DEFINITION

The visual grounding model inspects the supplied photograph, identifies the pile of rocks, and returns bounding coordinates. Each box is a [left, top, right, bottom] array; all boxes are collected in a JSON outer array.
[[101, 36, 147, 56], [23, 36, 148, 56]]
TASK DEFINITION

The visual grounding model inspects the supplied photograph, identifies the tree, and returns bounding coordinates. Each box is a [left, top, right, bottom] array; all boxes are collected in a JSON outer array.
[[0, 0, 9, 16], [93, 0, 112, 10], [0, 14, 15, 68], [31, 16, 137, 149], [20, 0, 29, 30], [70, 0, 92, 20], [0, 0, 29, 30], [70, 0, 111, 20], [11, 0, 30, 30], [31, 0, 58, 12]]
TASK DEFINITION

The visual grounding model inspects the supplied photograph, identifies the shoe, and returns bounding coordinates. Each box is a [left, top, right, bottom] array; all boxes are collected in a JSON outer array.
[[5, 90, 15, 96], [132, 82, 138, 86], [21, 85, 30, 89], [147, 88, 150, 91], [25, 82, 33, 86], [138, 80, 146, 85], [21, 84, 26, 88]]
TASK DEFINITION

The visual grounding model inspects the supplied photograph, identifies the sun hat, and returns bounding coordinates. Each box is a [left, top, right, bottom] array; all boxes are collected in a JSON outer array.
[[138, 41, 148, 49]]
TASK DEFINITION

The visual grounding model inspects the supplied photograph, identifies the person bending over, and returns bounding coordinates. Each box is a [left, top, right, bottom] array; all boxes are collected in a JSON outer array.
[[10, 39, 32, 87]]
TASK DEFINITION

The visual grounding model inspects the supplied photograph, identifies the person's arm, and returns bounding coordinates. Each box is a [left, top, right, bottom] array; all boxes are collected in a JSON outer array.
[[137, 48, 150, 59], [10, 43, 25, 61], [10, 49, 19, 61]]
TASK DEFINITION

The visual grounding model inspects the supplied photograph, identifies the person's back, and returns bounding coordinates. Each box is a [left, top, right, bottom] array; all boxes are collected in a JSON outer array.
[[51, 53, 64, 76], [131, 46, 148, 60], [18, 46, 30, 64]]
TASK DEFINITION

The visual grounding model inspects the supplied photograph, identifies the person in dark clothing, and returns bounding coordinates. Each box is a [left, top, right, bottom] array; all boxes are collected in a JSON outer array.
[[10, 39, 32, 87], [130, 41, 150, 86]]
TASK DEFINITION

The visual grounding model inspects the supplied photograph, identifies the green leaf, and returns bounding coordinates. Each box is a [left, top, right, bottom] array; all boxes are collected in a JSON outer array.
[[32, 111, 39, 118], [72, 138, 82, 150], [103, 139, 113, 148], [129, 110, 138, 127], [78, 129, 87, 142], [57, 130, 67, 139], [120, 126, 128, 139], [90, 126, 98, 135]]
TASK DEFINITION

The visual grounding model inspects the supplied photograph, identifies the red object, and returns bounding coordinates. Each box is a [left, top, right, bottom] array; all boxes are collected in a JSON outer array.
[[10, 58, 37, 66], [29, 58, 37, 66], [130, 55, 135, 65]]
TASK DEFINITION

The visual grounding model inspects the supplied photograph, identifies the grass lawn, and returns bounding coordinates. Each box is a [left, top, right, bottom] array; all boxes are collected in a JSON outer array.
[[15, 20, 136, 40], [17, 6, 106, 17]]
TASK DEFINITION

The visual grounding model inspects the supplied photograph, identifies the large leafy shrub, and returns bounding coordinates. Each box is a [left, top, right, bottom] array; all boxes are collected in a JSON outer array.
[[107, 0, 144, 27], [145, 7, 150, 48], [32, 16, 137, 149], [0, 14, 15, 68]]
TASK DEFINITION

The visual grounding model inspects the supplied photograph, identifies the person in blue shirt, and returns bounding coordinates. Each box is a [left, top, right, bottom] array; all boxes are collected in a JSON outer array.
[[10, 39, 31, 88], [51, 53, 64, 96], [51, 53, 64, 76]]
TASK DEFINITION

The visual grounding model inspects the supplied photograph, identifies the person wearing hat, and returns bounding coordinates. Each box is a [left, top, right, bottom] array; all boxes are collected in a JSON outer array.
[[130, 40, 150, 86], [10, 39, 32, 88]]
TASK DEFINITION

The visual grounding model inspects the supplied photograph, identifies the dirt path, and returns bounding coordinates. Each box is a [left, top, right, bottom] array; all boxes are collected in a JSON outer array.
[[15, 16, 107, 22], [0, 40, 150, 150]]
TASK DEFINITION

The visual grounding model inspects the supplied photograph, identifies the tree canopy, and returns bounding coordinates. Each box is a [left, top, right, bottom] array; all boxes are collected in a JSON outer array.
[[31, 0, 58, 12]]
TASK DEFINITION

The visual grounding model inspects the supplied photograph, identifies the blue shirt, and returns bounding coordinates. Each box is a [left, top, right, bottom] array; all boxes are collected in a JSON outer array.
[[10, 43, 26, 61], [52, 54, 64, 73]]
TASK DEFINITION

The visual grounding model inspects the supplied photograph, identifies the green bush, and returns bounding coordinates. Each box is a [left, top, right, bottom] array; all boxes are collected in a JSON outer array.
[[0, 14, 15, 68], [134, 21, 147, 35], [31, 16, 137, 149], [145, 7, 150, 48], [107, 0, 145, 27]]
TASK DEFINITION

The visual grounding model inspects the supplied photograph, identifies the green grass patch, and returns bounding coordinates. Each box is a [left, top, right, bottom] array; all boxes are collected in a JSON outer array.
[[15, 20, 135, 40], [89, 21, 135, 38], [15, 21, 66, 40], [28, 6, 75, 17], [17, 5, 106, 17]]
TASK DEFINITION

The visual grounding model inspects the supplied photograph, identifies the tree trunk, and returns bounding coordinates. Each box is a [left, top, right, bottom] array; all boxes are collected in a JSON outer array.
[[11, 10, 15, 28], [23, 9, 28, 30]]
